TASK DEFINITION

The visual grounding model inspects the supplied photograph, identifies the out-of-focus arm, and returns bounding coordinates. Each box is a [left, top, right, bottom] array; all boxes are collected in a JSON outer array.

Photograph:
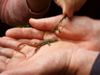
[[0, 0, 51, 26]]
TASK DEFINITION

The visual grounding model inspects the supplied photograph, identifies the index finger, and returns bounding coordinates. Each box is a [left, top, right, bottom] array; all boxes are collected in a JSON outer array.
[[6, 28, 44, 39], [29, 15, 64, 31]]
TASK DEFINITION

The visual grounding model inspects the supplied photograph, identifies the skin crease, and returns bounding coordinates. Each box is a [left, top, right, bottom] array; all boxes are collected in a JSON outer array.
[[0, 47, 22, 73], [55, 0, 86, 17], [0, 15, 99, 74], [0, 39, 98, 75], [28, 15, 100, 50], [0, 0, 99, 75]]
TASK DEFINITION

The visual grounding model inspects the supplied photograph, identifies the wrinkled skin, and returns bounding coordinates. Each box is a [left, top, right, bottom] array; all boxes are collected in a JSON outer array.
[[0, 39, 98, 75], [55, 0, 86, 17], [0, 43, 21, 73], [1, 15, 99, 75], [28, 15, 100, 50], [0, 41, 77, 75], [6, 15, 100, 50]]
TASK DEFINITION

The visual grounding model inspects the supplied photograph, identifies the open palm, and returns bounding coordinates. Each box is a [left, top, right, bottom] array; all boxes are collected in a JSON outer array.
[[0, 39, 97, 75], [0, 39, 81, 75], [6, 15, 100, 50]]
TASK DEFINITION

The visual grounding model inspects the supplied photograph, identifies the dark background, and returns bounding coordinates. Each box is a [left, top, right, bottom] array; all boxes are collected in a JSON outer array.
[[0, 0, 100, 36]]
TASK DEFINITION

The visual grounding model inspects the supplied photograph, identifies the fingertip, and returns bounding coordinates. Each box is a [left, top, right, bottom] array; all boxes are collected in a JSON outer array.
[[29, 16, 59, 31], [29, 18, 34, 24], [6, 28, 13, 37], [63, 8, 73, 18], [62, 3, 74, 18], [29, 18, 38, 28], [6, 28, 16, 37], [6, 28, 22, 38]]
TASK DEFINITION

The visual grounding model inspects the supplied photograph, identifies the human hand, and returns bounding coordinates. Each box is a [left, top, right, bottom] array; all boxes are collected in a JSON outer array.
[[0, 37, 24, 73], [0, 52, 11, 73], [6, 15, 100, 50], [0, 37, 37, 73], [28, 15, 98, 41], [55, 0, 86, 17], [26, 15, 100, 50], [0, 38, 98, 75]]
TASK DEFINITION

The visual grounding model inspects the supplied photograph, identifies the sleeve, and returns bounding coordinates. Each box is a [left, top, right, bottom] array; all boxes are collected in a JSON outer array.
[[90, 54, 100, 75], [0, 0, 50, 26]]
